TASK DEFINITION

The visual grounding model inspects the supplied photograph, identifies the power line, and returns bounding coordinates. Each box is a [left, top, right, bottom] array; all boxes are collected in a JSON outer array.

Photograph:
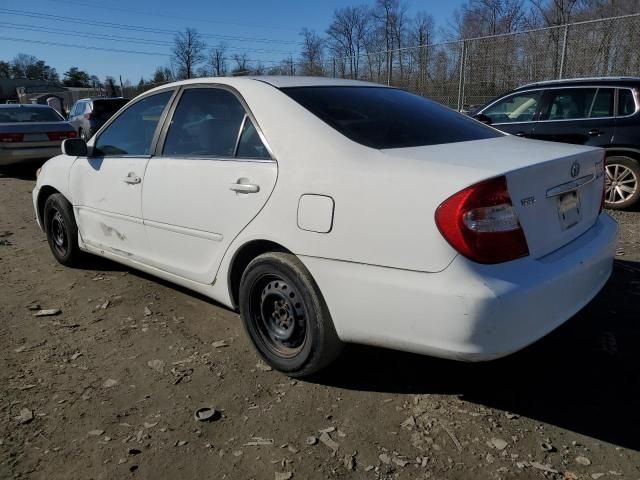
[[0, 8, 303, 46], [0, 35, 291, 65], [0, 35, 170, 56], [45, 0, 300, 33], [0, 22, 297, 56]]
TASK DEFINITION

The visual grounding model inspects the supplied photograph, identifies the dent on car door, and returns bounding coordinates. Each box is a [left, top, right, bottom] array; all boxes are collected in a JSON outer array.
[[141, 86, 277, 284], [531, 87, 615, 145], [69, 90, 174, 260], [476, 90, 541, 137]]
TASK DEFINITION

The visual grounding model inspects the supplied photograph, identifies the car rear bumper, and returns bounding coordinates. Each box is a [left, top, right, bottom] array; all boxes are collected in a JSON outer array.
[[0, 146, 61, 166], [300, 213, 618, 361]]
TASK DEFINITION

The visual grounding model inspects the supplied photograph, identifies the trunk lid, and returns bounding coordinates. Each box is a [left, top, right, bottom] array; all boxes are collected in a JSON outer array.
[[382, 135, 605, 260]]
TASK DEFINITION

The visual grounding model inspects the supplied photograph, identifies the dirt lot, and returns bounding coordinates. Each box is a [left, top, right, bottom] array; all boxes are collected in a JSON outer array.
[[1, 168, 639, 480]]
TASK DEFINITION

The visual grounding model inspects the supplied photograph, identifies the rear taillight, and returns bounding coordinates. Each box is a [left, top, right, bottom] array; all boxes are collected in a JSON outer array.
[[47, 131, 77, 141], [84, 112, 94, 120], [0, 133, 24, 142], [435, 176, 529, 264]]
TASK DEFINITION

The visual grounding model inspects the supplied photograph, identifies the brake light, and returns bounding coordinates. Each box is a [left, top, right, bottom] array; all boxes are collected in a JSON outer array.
[[435, 176, 529, 264], [84, 112, 94, 120], [0, 133, 24, 142], [47, 131, 78, 141]]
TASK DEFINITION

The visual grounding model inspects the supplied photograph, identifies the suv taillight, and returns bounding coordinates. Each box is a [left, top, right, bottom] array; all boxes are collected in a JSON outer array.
[[84, 112, 94, 120], [435, 176, 529, 264]]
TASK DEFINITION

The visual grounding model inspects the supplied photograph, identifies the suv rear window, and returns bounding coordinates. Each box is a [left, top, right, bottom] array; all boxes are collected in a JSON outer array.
[[92, 99, 129, 119], [282, 86, 502, 149], [618, 89, 637, 116]]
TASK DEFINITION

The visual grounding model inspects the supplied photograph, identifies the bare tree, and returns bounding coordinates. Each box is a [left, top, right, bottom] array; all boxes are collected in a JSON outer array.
[[299, 29, 325, 76], [208, 43, 228, 76], [232, 53, 250, 75], [172, 28, 206, 79], [326, 5, 372, 78]]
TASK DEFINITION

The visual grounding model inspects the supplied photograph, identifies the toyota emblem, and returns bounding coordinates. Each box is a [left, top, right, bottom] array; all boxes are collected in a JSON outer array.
[[570, 161, 580, 178]]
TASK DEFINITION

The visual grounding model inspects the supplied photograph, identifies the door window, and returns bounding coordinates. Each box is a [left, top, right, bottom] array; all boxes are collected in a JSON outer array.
[[482, 91, 541, 124], [163, 88, 246, 158], [588, 88, 614, 118], [94, 90, 172, 156], [236, 117, 271, 159], [618, 89, 637, 116], [544, 88, 597, 120]]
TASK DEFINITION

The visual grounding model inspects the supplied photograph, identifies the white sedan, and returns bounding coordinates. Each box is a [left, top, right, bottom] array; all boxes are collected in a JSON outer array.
[[33, 77, 618, 376]]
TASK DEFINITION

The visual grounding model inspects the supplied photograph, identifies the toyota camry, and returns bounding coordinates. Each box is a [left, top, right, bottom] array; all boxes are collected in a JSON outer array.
[[32, 77, 618, 377]]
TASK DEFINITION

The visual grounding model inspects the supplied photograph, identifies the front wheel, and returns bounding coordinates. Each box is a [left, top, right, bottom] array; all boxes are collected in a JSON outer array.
[[605, 156, 639, 210], [239, 252, 343, 377], [43, 193, 83, 266]]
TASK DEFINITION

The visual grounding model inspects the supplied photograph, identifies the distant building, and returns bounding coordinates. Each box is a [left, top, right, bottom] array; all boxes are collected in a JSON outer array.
[[0, 79, 68, 103]]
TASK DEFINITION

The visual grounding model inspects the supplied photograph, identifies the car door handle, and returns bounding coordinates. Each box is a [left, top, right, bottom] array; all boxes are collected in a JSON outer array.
[[515, 131, 525, 137], [124, 172, 141, 184], [588, 129, 602, 136], [229, 182, 260, 194]]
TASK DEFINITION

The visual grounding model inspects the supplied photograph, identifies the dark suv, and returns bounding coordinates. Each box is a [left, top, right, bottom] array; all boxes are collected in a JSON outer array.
[[67, 97, 129, 142], [473, 77, 640, 209]]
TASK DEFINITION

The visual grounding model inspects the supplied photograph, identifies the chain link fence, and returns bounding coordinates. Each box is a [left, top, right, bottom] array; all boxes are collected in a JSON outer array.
[[329, 13, 640, 111]]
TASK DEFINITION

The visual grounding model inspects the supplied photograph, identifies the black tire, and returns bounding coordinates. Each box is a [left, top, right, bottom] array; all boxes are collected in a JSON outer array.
[[79, 128, 89, 141], [239, 252, 344, 377], [605, 156, 640, 210], [43, 193, 83, 266]]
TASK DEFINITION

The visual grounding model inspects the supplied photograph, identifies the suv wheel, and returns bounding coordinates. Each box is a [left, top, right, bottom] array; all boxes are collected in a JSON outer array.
[[605, 156, 640, 210], [239, 252, 344, 377]]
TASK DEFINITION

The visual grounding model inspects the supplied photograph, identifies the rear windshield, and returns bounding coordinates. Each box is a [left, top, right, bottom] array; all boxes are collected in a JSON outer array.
[[281, 86, 502, 149], [0, 107, 64, 123], [92, 99, 129, 119]]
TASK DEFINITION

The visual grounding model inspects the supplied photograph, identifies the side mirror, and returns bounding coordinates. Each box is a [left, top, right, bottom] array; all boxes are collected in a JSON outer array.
[[62, 138, 88, 157], [474, 113, 493, 125]]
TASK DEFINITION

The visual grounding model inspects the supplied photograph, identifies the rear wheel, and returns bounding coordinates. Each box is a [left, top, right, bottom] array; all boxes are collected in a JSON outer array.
[[605, 156, 639, 210], [239, 252, 343, 377], [43, 193, 83, 266]]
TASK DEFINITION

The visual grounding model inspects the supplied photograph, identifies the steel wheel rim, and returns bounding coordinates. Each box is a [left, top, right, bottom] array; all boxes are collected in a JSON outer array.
[[50, 210, 68, 256], [250, 274, 307, 358], [605, 163, 638, 204]]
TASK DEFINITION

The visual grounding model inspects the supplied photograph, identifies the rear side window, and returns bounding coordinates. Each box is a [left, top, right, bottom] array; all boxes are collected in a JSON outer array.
[[282, 86, 501, 149], [588, 88, 614, 118], [544, 88, 597, 120], [163, 88, 246, 158], [94, 91, 172, 156], [618, 89, 637, 116]]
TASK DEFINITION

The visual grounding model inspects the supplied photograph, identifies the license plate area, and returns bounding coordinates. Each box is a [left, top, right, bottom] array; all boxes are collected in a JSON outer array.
[[557, 190, 582, 230], [24, 133, 49, 142]]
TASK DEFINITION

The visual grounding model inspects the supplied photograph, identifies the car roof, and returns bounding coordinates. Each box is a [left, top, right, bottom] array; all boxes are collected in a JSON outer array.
[[146, 76, 386, 94], [77, 97, 128, 102], [0, 103, 55, 109], [516, 76, 640, 90]]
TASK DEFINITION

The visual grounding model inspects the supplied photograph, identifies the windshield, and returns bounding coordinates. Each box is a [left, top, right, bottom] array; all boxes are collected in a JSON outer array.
[[92, 99, 129, 119], [0, 106, 64, 123], [282, 86, 502, 149]]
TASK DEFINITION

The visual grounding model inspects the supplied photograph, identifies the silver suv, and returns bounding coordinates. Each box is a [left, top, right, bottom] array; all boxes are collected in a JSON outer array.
[[67, 97, 129, 141]]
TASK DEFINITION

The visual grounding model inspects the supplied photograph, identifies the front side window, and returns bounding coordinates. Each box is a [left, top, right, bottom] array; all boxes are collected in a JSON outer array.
[[543, 88, 597, 121], [482, 91, 542, 124], [618, 89, 637, 116], [163, 88, 246, 158], [94, 91, 172, 156], [283, 86, 501, 149]]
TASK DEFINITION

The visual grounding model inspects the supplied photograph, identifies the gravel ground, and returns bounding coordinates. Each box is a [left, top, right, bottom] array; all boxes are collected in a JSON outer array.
[[1, 168, 639, 480]]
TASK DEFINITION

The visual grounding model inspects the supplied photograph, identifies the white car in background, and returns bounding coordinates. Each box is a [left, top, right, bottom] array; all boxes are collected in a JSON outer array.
[[33, 77, 618, 377]]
